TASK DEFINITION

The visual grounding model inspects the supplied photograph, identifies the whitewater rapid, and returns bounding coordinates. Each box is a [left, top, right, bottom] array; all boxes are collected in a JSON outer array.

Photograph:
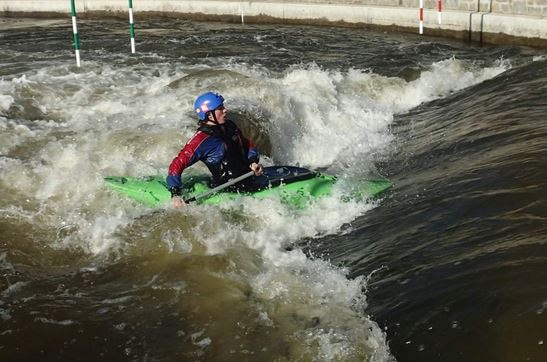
[[0, 18, 522, 361]]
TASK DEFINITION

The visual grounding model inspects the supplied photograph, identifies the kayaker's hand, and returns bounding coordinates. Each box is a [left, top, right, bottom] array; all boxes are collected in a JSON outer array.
[[172, 196, 187, 208], [250, 162, 263, 176]]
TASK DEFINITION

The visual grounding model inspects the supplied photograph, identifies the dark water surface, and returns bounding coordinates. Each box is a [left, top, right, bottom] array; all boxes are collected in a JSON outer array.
[[0, 17, 546, 361]]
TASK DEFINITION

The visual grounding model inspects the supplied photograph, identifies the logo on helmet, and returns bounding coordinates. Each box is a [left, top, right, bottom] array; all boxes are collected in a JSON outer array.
[[200, 100, 211, 112]]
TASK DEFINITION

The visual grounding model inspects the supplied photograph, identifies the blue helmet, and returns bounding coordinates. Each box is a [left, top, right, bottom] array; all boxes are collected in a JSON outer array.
[[194, 92, 224, 121]]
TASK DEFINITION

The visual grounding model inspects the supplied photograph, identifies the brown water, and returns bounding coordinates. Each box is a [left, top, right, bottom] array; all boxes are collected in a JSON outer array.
[[0, 17, 546, 361]]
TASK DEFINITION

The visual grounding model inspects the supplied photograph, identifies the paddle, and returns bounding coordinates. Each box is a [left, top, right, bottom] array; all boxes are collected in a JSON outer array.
[[183, 170, 255, 203]]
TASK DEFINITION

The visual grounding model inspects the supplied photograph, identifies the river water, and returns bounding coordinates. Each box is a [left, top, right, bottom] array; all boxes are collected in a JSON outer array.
[[0, 17, 546, 361]]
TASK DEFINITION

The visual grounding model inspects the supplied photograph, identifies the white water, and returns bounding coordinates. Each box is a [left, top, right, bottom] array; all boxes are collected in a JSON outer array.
[[0, 56, 508, 360]]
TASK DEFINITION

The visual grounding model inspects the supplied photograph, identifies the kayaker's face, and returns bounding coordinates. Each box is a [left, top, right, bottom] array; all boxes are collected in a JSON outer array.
[[209, 105, 227, 124]]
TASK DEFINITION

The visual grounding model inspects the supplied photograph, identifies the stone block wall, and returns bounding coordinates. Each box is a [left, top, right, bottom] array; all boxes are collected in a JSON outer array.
[[1, 0, 545, 46], [1, 0, 545, 17], [276, 0, 546, 16], [492, 0, 547, 16]]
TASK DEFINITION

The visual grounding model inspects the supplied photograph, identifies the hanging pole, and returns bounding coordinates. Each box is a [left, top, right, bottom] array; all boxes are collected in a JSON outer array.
[[438, 0, 442, 25], [128, 0, 136, 53], [70, 0, 81, 66], [240, 2, 245, 25], [419, 0, 424, 35]]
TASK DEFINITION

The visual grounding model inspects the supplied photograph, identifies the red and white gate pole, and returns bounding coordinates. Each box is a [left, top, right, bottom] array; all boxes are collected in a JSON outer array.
[[438, 0, 442, 25], [419, 0, 424, 34]]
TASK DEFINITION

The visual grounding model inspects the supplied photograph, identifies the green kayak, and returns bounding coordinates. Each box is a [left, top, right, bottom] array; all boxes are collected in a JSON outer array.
[[104, 166, 392, 208]]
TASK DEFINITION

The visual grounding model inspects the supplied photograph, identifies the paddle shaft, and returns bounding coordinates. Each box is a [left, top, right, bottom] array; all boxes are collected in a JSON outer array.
[[184, 171, 255, 203]]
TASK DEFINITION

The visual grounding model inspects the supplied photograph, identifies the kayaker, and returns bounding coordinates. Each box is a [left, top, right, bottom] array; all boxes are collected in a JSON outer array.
[[167, 91, 264, 207]]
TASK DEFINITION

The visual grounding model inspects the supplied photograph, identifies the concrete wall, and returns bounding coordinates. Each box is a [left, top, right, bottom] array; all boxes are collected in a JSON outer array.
[[286, 1, 547, 16], [1, 1, 546, 47]]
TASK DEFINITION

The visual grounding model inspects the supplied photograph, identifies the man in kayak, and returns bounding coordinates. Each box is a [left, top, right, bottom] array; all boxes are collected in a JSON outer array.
[[167, 91, 264, 207]]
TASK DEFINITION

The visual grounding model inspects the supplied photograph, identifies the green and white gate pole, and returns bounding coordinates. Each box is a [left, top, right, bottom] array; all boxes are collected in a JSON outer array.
[[70, 0, 81, 66], [128, 0, 136, 53]]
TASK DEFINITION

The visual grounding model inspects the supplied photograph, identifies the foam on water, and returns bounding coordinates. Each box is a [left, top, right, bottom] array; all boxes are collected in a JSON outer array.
[[158, 193, 391, 359], [253, 59, 509, 169]]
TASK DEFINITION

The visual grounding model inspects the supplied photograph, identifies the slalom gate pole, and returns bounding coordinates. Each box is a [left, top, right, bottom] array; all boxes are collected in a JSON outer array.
[[70, 0, 81, 66], [128, 0, 136, 53], [419, 0, 424, 34], [438, 0, 442, 25]]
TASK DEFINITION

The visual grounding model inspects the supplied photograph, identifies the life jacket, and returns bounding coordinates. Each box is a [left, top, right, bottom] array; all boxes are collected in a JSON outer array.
[[198, 120, 251, 186]]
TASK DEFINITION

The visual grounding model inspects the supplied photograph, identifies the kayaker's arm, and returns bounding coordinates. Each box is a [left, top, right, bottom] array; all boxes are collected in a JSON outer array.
[[166, 132, 209, 200], [237, 126, 262, 175], [241, 133, 259, 166]]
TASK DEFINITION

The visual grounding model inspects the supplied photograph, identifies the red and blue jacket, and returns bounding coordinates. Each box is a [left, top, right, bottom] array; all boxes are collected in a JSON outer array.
[[167, 120, 259, 195]]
